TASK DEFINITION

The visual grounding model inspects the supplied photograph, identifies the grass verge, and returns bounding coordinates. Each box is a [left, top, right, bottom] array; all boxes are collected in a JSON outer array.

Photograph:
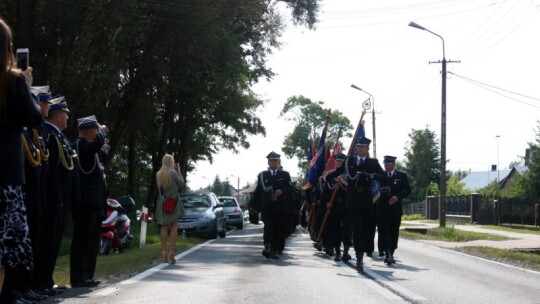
[[53, 223, 207, 285], [455, 246, 540, 272], [480, 224, 540, 236], [400, 226, 510, 242]]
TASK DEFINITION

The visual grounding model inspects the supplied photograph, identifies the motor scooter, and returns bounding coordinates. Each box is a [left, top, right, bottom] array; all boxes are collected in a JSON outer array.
[[100, 196, 135, 255]]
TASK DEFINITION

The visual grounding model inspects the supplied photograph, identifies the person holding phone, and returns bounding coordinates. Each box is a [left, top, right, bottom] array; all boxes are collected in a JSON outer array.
[[0, 18, 42, 302]]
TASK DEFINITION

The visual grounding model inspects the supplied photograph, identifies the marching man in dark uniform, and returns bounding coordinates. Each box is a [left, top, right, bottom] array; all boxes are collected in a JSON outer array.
[[249, 151, 292, 260], [322, 152, 352, 262], [344, 137, 384, 272], [376, 156, 411, 265], [71, 115, 109, 287]]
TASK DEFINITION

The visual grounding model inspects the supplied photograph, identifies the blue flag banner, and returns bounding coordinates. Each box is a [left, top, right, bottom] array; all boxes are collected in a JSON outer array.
[[303, 112, 330, 190]]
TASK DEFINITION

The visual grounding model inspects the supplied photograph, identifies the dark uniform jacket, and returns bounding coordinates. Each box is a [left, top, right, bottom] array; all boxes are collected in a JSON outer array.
[[22, 127, 43, 215], [249, 169, 292, 216], [323, 169, 348, 214], [375, 170, 411, 216], [0, 75, 42, 185], [44, 122, 76, 211], [344, 155, 384, 209], [76, 129, 109, 211]]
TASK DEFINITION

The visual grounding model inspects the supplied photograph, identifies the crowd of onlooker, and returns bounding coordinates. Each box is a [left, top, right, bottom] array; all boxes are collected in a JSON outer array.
[[0, 18, 111, 304]]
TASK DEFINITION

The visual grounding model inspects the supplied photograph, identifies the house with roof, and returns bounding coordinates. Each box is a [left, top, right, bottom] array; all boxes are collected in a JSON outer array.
[[460, 165, 528, 192]]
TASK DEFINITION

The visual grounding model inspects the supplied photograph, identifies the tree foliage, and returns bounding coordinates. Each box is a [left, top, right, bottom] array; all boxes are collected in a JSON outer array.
[[403, 127, 440, 202], [521, 122, 540, 199], [280, 95, 353, 171], [446, 175, 470, 196], [2, 0, 321, 208]]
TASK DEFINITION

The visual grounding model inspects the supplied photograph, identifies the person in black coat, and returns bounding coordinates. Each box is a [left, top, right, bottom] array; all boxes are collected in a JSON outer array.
[[0, 18, 43, 302], [375, 156, 411, 265], [13, 86, 54, 302], [344, 137, 384, 272], [37, 98, 76, 296], [249, 151, 292, 260], [322, 152, 352, 262], [70, 115, 109, 287]]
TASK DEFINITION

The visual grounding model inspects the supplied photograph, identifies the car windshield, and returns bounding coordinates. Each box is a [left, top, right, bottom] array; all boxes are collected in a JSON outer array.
[[180, 195, 211, 208], [219, 198, 237, 207]]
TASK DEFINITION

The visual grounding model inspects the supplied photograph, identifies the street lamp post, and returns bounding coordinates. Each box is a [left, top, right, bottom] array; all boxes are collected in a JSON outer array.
[[409, 21, 449, 228], [496, 135, 501, 183], [350, 84, 376, 158]]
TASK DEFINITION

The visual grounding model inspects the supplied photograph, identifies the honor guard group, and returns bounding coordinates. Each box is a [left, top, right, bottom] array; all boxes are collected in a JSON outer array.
[[248, 138, 411, 273], [2, 83, 110, 302]]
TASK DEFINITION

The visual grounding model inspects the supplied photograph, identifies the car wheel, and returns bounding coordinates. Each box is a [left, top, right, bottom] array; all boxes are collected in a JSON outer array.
[[208, 221, 218, 239], [236, 222, 244, 230]]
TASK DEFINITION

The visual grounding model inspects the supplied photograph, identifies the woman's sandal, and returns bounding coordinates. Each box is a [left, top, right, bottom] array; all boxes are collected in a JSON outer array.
[[162, 250, 169, 264], [169, 251, 176, 264]]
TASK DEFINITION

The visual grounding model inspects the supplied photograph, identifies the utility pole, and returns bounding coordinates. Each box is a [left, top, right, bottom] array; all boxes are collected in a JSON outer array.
[[428, 57, 460, 228]]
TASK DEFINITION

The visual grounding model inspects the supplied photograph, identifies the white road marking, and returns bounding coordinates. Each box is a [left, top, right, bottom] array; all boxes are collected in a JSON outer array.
[[364, 267, 427, 301], [340, 264, 405, 301], [94, 287, 118, 296]]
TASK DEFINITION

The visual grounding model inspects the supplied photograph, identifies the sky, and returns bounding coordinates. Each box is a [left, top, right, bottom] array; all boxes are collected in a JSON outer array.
[[188, 0, 540, 191]]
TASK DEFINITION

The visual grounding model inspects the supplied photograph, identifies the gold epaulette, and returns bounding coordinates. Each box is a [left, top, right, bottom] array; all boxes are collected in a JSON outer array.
[[55, 136, 74, 171], [21, 133, 41, 167]]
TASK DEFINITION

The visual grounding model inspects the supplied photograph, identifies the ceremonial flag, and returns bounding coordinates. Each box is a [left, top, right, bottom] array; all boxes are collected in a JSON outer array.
[[303, 113, 330, 190], [324, 138, 341, 173]]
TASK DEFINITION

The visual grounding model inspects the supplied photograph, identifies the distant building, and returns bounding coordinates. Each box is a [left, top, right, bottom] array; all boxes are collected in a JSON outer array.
[[460, 165, 528, 191]]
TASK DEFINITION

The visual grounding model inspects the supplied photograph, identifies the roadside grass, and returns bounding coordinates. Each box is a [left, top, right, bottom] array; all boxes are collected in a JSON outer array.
[[456, 246, 540, 271], [53, 222, 207, 285], [402, 214, 425, 221], [480, 224, 540, 236], [400, 226, 510, 242], [400, 222, 422, 227]]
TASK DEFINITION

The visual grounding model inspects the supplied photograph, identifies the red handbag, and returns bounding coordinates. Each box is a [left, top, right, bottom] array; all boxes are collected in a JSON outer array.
[[163, 196, 177, 214]]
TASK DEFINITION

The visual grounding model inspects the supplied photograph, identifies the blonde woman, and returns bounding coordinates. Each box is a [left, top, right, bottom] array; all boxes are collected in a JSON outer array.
[[155, 154, 185, 264]]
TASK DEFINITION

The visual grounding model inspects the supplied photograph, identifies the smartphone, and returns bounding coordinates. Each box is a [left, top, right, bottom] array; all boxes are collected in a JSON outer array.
[[16, 48, 29, 71]]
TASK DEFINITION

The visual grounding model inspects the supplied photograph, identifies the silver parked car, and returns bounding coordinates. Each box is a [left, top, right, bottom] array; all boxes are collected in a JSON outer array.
[[178, 192, 226, 239], [218, 196, 244, 229]]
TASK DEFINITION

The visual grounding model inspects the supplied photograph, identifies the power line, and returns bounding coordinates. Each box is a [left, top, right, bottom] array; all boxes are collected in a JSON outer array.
[[448, 71, 540, 108]]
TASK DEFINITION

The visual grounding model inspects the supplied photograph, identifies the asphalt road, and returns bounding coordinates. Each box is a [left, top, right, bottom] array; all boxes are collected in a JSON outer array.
[[47, 224, 540, 304]]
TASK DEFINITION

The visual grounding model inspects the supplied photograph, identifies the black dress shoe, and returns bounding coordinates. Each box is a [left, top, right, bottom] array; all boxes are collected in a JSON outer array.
[[261, 248, 271, 259], [378, 251, 385, 257], [53, 284, 68, 290], [366, 251, 373, 258], [20, 291, 42, 302], [35, 288, 58, 296], [89, 279, 101, 286], [72, 279, 99, 288], [28, 290, 48, 301], [341, 253, 351, 262]]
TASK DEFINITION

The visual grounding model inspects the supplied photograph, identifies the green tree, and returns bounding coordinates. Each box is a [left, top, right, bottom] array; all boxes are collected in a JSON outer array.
[[3, 0, 322, 210], [403, 127, 440, 202], [446, 175, 470, 196], [522, 122, 540, 199], [280, 95, 353, 171]]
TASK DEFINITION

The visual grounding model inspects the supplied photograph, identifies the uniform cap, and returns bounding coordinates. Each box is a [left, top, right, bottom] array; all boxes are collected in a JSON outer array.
[[334, 152, 347, 161], [266, 151, 281, 160], [355, 137, 372, 146], [77, 115, 99, 130], [30, 86, 53, 103], [383, 155, 397, 164], [49, 96, 70, 113]]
